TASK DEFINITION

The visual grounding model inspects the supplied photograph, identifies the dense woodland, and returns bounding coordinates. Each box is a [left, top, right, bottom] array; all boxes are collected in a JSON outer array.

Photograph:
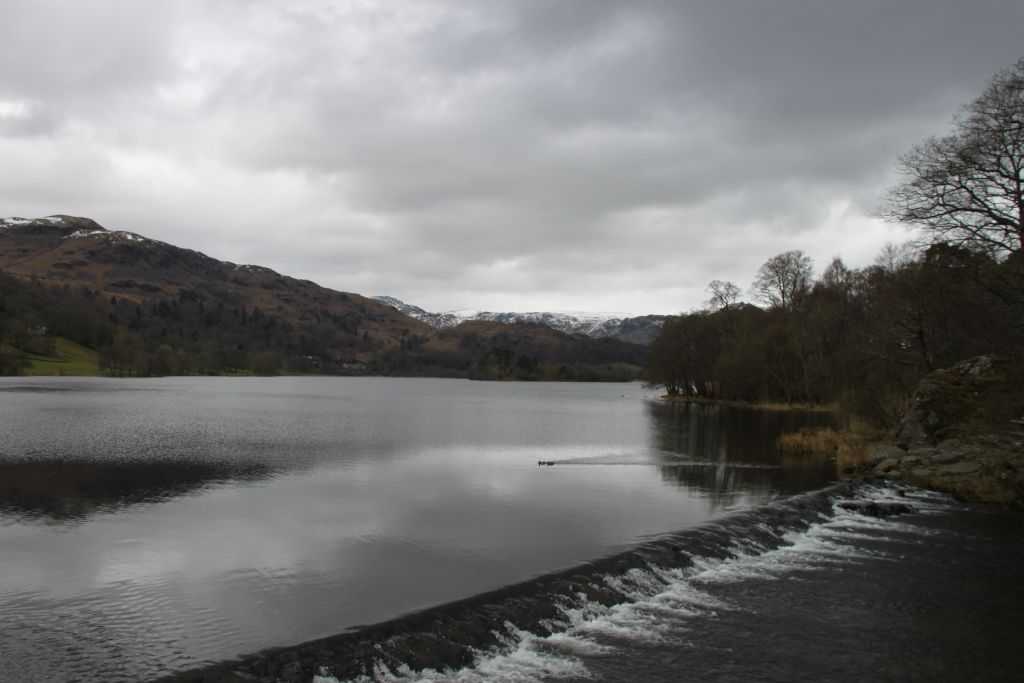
[[0, 270, 644, 380], [0, 272, 343, 376], [645, 58, 1024, 425], [644, 245, 1022, 424]]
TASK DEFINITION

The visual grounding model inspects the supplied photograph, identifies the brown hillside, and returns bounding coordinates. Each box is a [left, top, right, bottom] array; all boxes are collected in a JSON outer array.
[[0, 215, 432, 359], [423, 320, 647, 370], [1, 215, 645, 377]]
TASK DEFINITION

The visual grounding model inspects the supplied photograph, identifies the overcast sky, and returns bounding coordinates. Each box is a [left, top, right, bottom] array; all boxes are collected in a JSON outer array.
[[1, 1, 1021, 315]]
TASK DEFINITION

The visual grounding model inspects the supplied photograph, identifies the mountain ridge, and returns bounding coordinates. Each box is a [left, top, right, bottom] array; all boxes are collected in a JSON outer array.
[[373, 295, 665, 345]]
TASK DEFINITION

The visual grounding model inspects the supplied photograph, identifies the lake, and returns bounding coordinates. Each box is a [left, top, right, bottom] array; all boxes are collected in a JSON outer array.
[[0, 376, 837, 681]]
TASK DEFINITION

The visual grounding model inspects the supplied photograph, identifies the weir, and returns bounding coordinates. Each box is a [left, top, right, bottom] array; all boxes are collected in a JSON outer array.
[[162, 481, 893, 683]]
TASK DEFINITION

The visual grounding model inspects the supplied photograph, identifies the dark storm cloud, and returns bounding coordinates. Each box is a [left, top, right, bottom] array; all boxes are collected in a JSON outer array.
[[1, 0, 1022, 313]]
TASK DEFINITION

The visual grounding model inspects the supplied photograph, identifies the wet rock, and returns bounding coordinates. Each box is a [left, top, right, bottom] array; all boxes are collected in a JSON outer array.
[[279, 661, 302, 681], [580, 582, 624, 607], [837, 501, 914, 518], [225, 672, 259, 683]]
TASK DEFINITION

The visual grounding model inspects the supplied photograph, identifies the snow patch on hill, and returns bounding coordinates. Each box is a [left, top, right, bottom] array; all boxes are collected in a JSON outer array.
[[373, 296, 665, 344], [66, 229, 107, 239], [0, 215, 66, 229]]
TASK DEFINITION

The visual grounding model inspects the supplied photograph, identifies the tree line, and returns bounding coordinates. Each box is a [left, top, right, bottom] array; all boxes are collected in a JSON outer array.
[[645, 57, 1024, 425]]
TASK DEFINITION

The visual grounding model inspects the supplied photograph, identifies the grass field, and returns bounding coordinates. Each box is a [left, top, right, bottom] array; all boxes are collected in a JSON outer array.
[[0, 337, 101, 376]]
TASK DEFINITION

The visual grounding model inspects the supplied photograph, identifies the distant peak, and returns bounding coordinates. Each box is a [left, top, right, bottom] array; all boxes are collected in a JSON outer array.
[[1, 215, 64, 227], [374, 295, 405, 307], [373, 295, 665, 343], [0, 215, 106, 233]]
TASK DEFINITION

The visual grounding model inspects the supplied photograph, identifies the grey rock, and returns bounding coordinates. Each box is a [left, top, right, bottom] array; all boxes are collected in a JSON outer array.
[[931, 450, 964, 465], [895, 356, 1003, 447], [896, 408, 932, 448], [874, 457, 901, 473], [911, 467, 936, 479], [837, 500, 914, 518], [280, 661, 303, 681], [866, 444, 906, 466], [979, 455, 1008, 469], [907, 447, 939, 460], [947, 355, 995, 376], [226, 672, 259, 683], [937, 460, 984, 475], [900, 455, 924, 468]]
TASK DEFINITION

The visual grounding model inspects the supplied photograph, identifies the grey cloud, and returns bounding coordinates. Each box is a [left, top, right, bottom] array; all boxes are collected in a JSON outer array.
[[0, 1, 180, 104], [0, 100, 62, 137], [1, 0, 1022, 314]]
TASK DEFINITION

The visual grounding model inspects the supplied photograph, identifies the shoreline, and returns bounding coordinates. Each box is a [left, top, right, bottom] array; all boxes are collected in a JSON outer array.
[[659, 394, 838, 413], [863, 433, 1023, 506], [663, 357, 1023, 507]]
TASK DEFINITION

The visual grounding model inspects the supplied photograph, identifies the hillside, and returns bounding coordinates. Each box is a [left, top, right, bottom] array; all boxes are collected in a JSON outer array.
[[0, 215, 430, 342], [0, 216, 644, 378], [414, 320, 646, 380]]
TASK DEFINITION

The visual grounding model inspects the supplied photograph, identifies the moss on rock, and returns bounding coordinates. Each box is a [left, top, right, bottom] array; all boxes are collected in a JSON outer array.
[[877, 356, 1024, 506]]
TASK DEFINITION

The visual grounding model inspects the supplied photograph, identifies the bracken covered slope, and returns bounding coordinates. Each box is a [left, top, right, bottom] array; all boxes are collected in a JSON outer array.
[[0, 215, 432, 364], [0, 216, 645, 377]]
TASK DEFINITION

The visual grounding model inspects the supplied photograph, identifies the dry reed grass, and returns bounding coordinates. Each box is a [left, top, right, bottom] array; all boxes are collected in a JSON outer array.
[[775, 427, 839, 456], [775, 420, 891, 476]]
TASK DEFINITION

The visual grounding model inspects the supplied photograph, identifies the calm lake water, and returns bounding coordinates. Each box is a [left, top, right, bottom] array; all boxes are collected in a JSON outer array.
[[0, 377, 836, 681]]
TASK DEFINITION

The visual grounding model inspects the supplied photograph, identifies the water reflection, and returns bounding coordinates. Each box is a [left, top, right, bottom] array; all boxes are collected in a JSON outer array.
[[0, 378, 848, 682], [0, 459, 272, 524], [645, 401, 837, 505]]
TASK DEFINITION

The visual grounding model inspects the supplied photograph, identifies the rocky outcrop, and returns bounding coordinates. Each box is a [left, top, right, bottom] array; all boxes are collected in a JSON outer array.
[[867, 356, 1024, 505], [837, 500, 914, 517]]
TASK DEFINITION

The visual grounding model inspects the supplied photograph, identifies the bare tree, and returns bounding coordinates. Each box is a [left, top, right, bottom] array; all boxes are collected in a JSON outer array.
[[705, 279, 741, 310], [819, 256, 855, 291], [881, 57, 1024, 257], [873, 242, 918, 273], [751, 250, 813, 312]]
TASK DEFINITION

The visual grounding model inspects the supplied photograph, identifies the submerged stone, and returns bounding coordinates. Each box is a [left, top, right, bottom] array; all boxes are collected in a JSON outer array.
[[837, 500, 914, 518]]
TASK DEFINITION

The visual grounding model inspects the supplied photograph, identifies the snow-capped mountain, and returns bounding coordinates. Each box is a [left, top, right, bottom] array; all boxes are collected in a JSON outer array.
[[2, 214, 156, 245], [373, 296, 665, 345]]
